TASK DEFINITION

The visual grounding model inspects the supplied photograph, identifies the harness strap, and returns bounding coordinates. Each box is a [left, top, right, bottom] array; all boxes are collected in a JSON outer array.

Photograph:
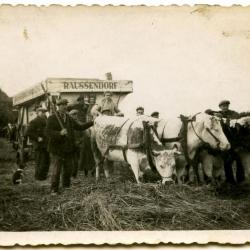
[[104, 145, 129, 163], [191, 120, 220, 148], [160, 122, 167, 141], [161, 137, 182, 143], [206, 127, 220, 144], [113, 118, 130, 144], [143, 121, 158, 173]]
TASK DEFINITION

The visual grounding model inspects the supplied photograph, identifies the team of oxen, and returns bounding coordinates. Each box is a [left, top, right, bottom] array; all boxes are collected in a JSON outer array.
[[90, 112, 250, 186]]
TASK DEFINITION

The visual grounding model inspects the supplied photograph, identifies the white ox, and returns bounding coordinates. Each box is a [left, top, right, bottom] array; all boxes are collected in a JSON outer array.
[[91, 115, 179, 184], [156, 113, 231, 184], [197, 116, 250, 184]]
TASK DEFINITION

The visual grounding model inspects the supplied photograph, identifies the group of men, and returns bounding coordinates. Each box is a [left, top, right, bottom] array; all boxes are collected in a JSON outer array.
[[26, 90, 163, 195], [26, 91, 121, 195], [136, 106, 160, 118]]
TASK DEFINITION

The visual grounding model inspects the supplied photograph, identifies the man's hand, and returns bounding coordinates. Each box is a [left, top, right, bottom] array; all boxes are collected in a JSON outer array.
[[38, 137, 43, 142], [60, 129, 67, 136]]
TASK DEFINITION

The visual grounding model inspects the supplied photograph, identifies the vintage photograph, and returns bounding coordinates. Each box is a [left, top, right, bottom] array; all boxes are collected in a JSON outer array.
[[0, 4, 250, 245]]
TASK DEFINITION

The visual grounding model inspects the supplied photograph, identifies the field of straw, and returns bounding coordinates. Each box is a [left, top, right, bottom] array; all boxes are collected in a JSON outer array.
[[0, 138, 250, 231]]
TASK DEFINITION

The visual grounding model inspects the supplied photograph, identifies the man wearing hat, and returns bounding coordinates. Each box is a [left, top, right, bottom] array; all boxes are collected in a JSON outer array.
[[26, 105, 50, 181], [205, 100, 239, 122], [68, 109, 81, 178], [218, 100, 239, 120], [74, 94, 89, 123], [151, 111, 159, 119], [205, 100, 245, 184], [46, 99, 93, 194], [136, 106, 144, 116], [74, 94, 96, 176]]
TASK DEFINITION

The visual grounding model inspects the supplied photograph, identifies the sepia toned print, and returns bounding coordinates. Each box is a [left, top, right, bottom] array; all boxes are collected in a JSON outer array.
[[0, 4, 250, 245]]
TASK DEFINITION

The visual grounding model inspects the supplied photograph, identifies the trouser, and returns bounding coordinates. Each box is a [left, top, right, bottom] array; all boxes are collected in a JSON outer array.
[[72, 150, 79, 178], [50, 153, 74, 192], [34, 149, 50, 180], [78, 132, 95, 176], [222, 150, 245, 184]]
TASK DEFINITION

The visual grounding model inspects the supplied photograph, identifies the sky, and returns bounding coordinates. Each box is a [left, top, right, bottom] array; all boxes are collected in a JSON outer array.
[[0, 5, 249, 117]]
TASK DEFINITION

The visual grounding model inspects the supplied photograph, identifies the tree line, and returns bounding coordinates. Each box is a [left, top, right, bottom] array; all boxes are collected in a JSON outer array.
[[0, 88, 16, 129]]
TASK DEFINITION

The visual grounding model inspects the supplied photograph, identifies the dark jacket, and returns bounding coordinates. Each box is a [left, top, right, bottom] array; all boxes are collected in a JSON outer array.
[[205, 109, 240, 123], [45, 112, 93, 157], [73, 103, 89, 122], [26, 116, 47, 150]]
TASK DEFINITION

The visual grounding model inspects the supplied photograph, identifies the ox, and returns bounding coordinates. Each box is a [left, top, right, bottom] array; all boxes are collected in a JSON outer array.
[[91, 115, 179, 184], [156, 113, 231, 184], [197, 116, 250, 185]]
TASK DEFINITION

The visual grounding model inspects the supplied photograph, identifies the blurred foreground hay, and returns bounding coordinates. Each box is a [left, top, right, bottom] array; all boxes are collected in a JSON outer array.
[[0, 138, 250, 231]]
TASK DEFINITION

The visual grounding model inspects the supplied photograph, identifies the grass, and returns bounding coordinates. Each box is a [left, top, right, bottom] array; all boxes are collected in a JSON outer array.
[[0, 138, 250, 231]]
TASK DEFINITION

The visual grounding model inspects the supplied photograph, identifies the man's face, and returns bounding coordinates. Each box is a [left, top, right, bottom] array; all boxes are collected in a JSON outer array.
[[70, 113, 78, 120], [220, 104, 229, 112], [37, 110, 46, 118], [104, 93, 111, 99], [58, 103, 67, 112], [79, 99, 85, 105], [136, 109, 144, 116]]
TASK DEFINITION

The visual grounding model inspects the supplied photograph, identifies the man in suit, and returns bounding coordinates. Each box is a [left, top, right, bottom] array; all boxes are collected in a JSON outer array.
[[26, 106, 50, 181], [46, 99, 93, 195]]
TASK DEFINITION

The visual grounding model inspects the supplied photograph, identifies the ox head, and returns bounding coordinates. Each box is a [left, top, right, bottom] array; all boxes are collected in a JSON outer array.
[[141, 120, 180, 184], [151, 147, 181, 185], [199, 114, 230, 151]]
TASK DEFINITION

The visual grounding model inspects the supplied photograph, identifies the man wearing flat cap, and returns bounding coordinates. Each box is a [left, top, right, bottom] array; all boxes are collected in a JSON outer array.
[[205, 100, 239, 121], [74, 94, 89, 123], [46, 98, 93, 195], [68, 109, 81, 178], [74, 94, 96, 176], [218, 100, 239, 120], [205, 100, 244, 184], [27, 105, 49, 181]]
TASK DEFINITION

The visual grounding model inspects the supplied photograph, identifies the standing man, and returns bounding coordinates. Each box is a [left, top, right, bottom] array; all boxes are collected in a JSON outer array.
[[68, 109, 81, 179], [205, 100, 244, 184], [86, 95, 96, 122], [26, 106, 49, 181], [97, 91, 123, 116], [74, 94, 89, 122], [46, 99, 93, 194], [136, 106, 144, 116], [74, 94, 95, 175]]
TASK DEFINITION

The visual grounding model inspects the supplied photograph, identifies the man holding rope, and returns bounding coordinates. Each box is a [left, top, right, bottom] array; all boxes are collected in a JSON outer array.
[[46, 99, 93, 195]]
